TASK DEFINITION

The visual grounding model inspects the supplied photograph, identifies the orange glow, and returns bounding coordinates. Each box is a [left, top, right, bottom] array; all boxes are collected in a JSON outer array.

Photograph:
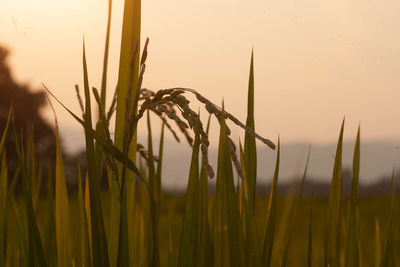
[[1, 0, 400, 151]]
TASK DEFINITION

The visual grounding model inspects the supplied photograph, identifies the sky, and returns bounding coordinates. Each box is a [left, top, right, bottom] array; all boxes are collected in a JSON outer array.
[[1, 0, 400, 154]]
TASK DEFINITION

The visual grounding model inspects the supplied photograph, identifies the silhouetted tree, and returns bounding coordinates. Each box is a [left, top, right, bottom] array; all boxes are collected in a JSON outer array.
[[0, 45, 56, 173]]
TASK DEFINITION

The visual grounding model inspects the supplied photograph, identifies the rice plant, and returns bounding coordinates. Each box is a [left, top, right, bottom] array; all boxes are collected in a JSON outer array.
[[1, 0, 399, 266]]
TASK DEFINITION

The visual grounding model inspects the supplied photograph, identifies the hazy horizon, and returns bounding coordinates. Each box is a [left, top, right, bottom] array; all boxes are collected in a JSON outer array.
[[59, 125, 400, 189]]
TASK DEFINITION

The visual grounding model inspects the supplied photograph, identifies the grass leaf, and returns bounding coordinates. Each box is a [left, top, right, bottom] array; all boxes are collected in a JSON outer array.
[[308, 193, 314, 267], [178, 121, 200, 267], [0, 107, 11, 267], [326, 119, 344, 267], [76, 165, 91, 267], [82, 42, 110, 267], [146, 110, 160, 267], [0, 107, 12, 157], [244, 51, 257, 213], [375, 218, 381, 267], [197, 114, 213, 267], [155, 122, 165, 205], [215, 104, 246, 267], [262, 137, 280, 267], [345, 126, 360, 267], [168, 211, 177, 267], [12, 114, 47, 267], [55, 125, 70, 267], [380, 168, 396, 267], [43, 163, 56, 266], [0, 153, 7, 267], [239, 142, 262, 267]]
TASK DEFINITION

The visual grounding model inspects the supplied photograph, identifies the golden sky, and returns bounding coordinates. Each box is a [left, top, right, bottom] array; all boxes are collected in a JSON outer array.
[[1, 0, 400, 152]]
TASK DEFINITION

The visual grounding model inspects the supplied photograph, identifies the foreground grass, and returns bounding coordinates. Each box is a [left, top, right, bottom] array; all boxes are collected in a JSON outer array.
[[5, 195, 398, 267]]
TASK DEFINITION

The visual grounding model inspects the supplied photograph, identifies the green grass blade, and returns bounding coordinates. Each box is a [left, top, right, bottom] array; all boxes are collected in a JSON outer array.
[[239, 142, 261, 267], [197, 114, 213, 267], [93, 87, 120, 267], [76, 165, 91, 267], [117, 174, 130, 267], [244, 51, 257, 213], [82, 42, 110, 267], [168, 211, 177, 267], [155, 122, 165, 266], [114, 0, 141, 152], [262, 137, 280, 267], [278, 147, 311, 267], [12, 120, 47, 267], [26, 130, 37, 204], [136, 172, 152, 267], [216, 105, 246, 267], [351, 127, 360, 212], [298, 146, 311, 198], [0, 107, 12, 157], [32, 167, 42, 212], [380, 169, 396, 267], [44, 163, 56, 266], [380, 213, 396, 267], [345, 126, 360, 267], [0, 153, 7, 267], [355, 207, 361, 267], [0, 108, 12, 267], [147, 110, 156, 190], [326, 119, 344, 267], [85, 174, 93, 266], [308, 193, 314, 267], [146, 110, 159, 267], [213, 116, 229, 266], [55, 125, 70, 267], [114, 1, 141, 261], [94, 0, 113, 195], [389, 167, 395, 217], [109, 173, 121, 267], [10, 191, 29, 266], [100, 0, 112, 104], [155, 122, 165, 205], [178, 123, 200, 267], [280, 244, 289, 267], [375, 218, 381, 267]]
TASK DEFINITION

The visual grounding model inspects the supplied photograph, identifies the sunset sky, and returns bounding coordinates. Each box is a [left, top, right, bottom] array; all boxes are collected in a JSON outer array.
[[1, 0, 400, 153]]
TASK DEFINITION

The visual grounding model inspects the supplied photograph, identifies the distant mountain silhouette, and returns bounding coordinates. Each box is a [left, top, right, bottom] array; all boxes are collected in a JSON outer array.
[[255, 169, 400, 197], [63, 127, 400, 195], [145, 138, 400, 193]]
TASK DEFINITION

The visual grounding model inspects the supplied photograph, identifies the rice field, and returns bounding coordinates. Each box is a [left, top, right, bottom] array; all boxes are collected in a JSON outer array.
[[0, 0, 399, 266]]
